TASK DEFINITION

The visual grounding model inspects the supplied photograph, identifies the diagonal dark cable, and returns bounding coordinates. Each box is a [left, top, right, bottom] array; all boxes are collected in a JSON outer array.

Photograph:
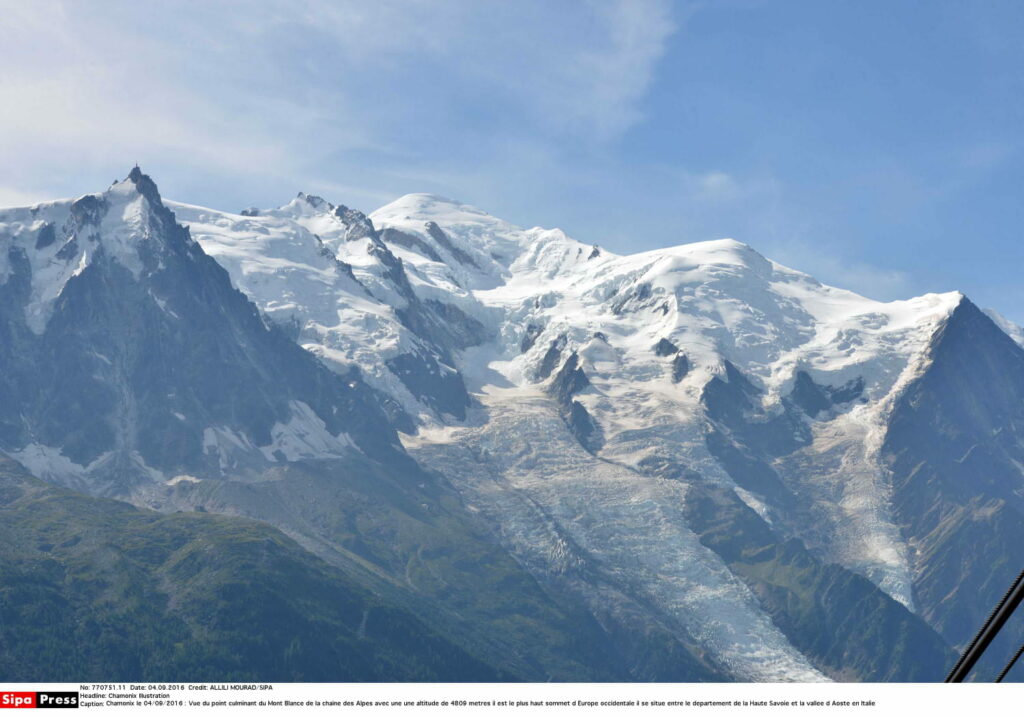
[[996, 642, 1024, 683], [946, 568, 1024, 682]]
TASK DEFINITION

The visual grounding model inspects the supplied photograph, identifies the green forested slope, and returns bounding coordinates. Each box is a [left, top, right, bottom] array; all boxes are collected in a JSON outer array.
[[0, 457, 499, 682]]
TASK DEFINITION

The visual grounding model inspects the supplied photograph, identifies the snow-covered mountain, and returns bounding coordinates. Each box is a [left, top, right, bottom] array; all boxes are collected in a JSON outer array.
[[4, 169, 1023, 681], [171, 193, 490, 427], [0, 169, 403, 494]]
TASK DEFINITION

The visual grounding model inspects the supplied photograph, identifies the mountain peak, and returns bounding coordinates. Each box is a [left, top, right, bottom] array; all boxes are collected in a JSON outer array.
[[0, 170, 199, 336], [373, 193, 497, 224], [396, 192, 461, 206], [273, 192, 337, 220], [116, 165, 163, 206], [671, 237, 765, 264], [295, 191, 332, 211]]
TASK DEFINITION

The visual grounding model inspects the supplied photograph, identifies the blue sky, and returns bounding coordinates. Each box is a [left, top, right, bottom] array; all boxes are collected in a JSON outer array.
[[2, 1, 1023, 318]]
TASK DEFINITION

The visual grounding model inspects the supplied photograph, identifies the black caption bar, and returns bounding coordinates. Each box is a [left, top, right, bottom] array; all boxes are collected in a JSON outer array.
[[35, 693, 78, 709]]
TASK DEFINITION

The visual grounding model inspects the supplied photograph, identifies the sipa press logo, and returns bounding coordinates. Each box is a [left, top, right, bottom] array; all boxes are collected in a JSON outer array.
[[0, 693, 78, 709]]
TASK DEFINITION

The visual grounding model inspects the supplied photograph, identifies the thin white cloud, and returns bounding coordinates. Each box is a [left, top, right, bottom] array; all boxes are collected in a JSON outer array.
[[691, 171, 741, 202], [0, 186, 55, 209], [542, 0, 677, 140], [766, 239, 914, 301], [0, 0, 680, 205]]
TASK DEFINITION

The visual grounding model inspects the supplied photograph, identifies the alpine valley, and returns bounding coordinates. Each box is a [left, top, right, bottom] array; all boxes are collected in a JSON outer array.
[[2, 169, 1021, 682]]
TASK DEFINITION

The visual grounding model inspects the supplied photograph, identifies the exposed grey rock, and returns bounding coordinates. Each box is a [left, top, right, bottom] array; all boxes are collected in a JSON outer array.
[[422, 299, 490, 350], [546, 352, 602, 453], [789, 371, 864, 418], [334, 204, 380, 243], [548, 352, 589, 406], [425, 220, 480, 269], [671, 353, 690, 383], [381, 226, 443, 262], [701, 361, 806, 510], [33, 223, 56, 250], [611, 282, 653, 315], [386, 351, 471, 420], [789, 371, 833, 417], [567, 401, 603, 454], [537, 334, 567, 380], [654, 338, 679, 357], [520, 322, 544, 353]]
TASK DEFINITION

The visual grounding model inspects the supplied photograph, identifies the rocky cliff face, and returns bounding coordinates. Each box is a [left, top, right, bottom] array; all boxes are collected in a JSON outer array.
[[881, 299, 1024, 678]]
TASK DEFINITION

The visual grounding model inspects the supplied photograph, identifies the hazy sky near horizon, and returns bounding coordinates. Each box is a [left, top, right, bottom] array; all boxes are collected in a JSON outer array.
[[2, 1, 1023, 318]]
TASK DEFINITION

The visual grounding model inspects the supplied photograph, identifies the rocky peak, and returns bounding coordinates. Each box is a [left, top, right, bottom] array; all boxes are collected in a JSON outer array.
[[333, 204, 381, 244], [126, 165, 163, 205]]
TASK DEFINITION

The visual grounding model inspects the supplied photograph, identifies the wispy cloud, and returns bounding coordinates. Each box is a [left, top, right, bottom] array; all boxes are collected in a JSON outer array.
[[0, 186, 54, 209], [539, 0, 676, 140], [0, 0, 679, 208], [765, 238, 914, 301]]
